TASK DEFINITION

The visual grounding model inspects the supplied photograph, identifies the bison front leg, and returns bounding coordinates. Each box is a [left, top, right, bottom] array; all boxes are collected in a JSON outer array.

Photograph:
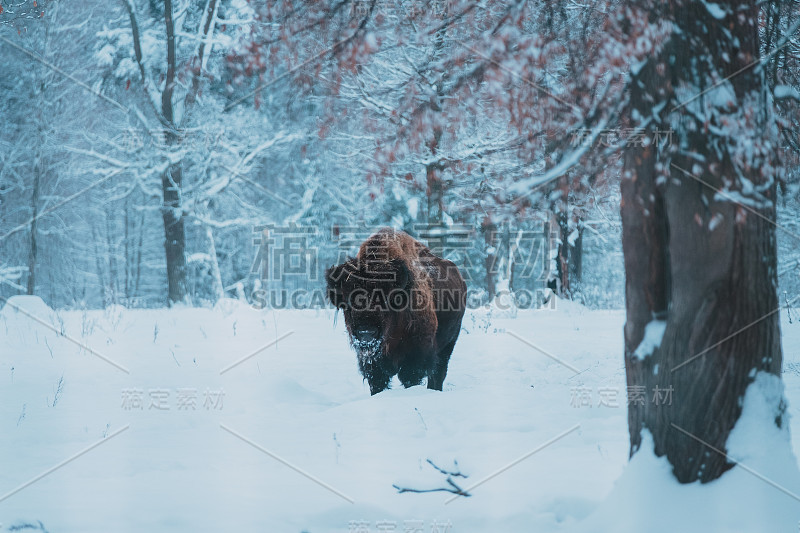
[[358, 356, 394, 395], [398, 365, 426, 389]]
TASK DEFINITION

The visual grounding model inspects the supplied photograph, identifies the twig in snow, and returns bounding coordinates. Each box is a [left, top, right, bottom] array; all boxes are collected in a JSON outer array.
[[9, 520, 50, 533], [393, 478, 471, 497], [785, 291, 797, 324], [425, 459, 467, 478], [393, 459, 470, 497], [54, 312, 66, 336], [51, 375, 64, 407], [414, 407, 428, 431]]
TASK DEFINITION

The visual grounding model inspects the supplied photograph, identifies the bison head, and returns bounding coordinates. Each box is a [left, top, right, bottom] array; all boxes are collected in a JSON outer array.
[[325, 257, 413, 347]]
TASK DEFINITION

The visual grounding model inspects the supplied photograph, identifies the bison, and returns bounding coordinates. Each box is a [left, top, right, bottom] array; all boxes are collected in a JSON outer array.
[[325, 228, 467, 395]]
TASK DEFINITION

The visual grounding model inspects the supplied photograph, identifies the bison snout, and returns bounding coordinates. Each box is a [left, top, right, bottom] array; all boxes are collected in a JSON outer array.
[[353, 326, 380, 343]]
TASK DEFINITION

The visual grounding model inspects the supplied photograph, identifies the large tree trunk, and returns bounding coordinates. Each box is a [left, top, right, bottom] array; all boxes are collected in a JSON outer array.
[[622, 0, 784, 483]]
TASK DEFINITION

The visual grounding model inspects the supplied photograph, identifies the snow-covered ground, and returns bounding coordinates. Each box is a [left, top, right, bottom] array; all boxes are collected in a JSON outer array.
[[1, 296, 800, 532]]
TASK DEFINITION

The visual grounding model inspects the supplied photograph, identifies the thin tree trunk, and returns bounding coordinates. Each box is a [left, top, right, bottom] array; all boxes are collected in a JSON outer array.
[[568, 221, 583, 288], [105, 209, 118, 305], [27, 167, 40, 296], [26, 10, 54, 297], [425, 25, 447, 226], [206, 226, 224, 302], [483, 215, 497, 301], [161, 163, 187, 305], [161, 0, 187, 305], [555, 210, 570, 297], [549, 208, 582, 299], [91, 225, 107, 301], [124, 197, 130, 300], [134, 208, 145, 297]]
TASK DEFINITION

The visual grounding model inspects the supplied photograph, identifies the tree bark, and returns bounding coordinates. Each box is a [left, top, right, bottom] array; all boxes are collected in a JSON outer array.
[[206, 226, 224, 302], [568, 221, 582, 287], [26, 162, 40, 296], [623, 0, 784, 483], [161, 0, 187, 305], [555, 211, 570, 296], [424, 24, 447, 226], [548, 209, 583, 299], [483, 215, 497, 301]]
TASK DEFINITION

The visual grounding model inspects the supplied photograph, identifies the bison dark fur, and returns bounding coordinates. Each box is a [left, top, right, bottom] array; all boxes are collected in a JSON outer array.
[[325, 228, 466, 395]]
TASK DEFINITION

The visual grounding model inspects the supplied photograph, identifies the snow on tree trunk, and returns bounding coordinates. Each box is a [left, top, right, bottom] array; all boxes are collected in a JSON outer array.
[[551, 210, 584, 299], [483, 215, 498, 302], [160, 0, 188, 305], [622, 0, 787, 483], [161, 160, 187, 305]]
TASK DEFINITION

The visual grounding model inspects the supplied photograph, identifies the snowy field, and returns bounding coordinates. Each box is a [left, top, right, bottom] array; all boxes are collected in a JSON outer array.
[[2, 296, 800, 532]]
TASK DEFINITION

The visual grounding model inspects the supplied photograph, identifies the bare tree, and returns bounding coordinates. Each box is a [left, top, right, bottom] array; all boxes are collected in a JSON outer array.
[[121, 0, 220, 304]]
